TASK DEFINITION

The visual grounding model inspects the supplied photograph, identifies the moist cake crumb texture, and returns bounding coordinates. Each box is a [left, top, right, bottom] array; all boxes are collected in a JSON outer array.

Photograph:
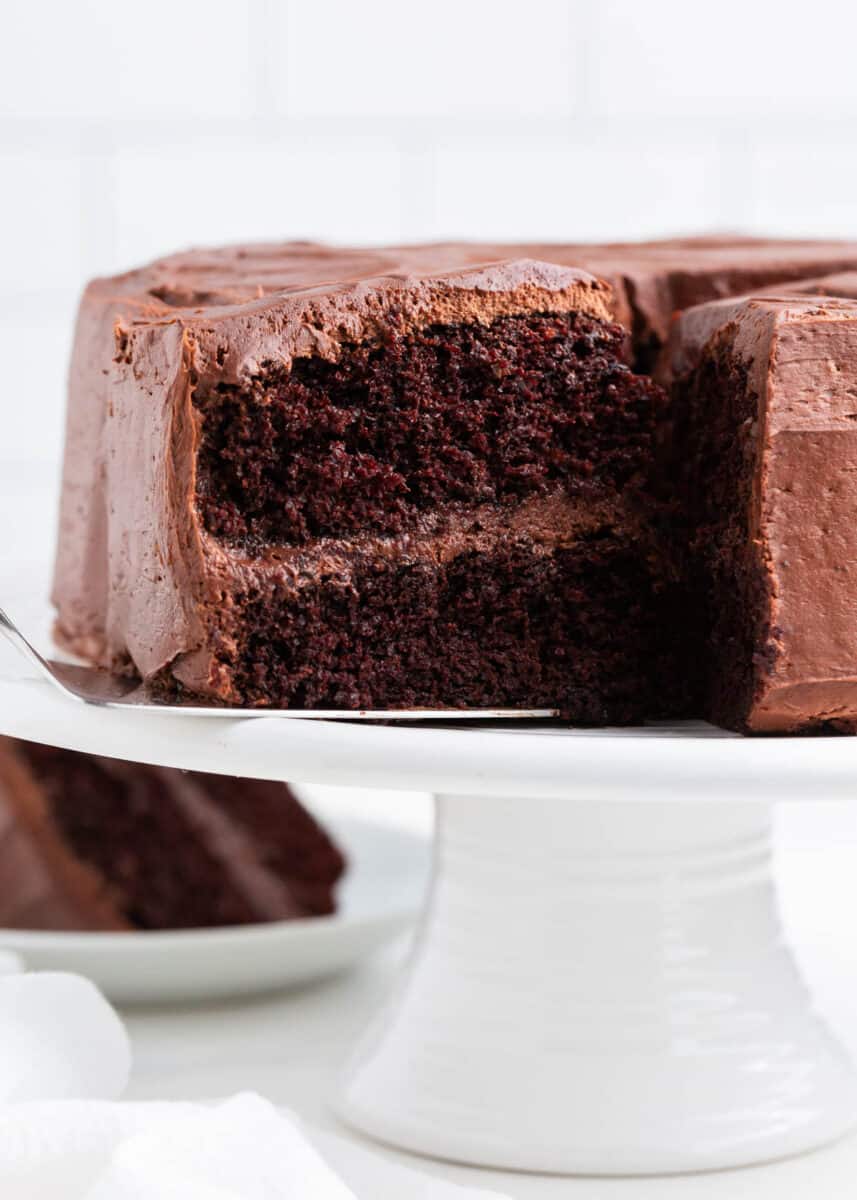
[[666, 339, 768, 729], [195, 312, 663, 546], [221, 530, 682, 717]]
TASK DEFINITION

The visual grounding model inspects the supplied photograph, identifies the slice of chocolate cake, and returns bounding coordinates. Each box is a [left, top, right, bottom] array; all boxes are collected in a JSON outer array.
[[54, 250, 675, 722], [0, 738, 346, 930], [666, 294, 857, 732]]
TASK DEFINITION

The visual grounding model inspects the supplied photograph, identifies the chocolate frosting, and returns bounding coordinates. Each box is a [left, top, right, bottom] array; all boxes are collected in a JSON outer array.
[[397, 236, 857, 350], [667, 293, 857, 731], [771, 270, 857, 301], [564, 237, 857, 348]]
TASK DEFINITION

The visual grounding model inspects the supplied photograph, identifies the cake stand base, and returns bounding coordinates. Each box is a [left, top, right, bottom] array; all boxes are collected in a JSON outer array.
[[339, 793, 857, 1175]]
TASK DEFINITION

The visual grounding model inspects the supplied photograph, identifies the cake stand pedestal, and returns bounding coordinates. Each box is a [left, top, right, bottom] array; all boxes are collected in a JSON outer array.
[[4, 659, 857, 1176], [339, 791, 857, 1174]]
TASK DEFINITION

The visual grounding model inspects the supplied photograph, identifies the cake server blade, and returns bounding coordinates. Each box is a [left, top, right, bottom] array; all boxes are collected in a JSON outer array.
[[0, 605, 559, 720]]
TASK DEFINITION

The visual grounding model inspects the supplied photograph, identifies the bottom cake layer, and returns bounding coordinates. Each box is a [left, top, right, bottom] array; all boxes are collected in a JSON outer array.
[[179, 496, 688, 723]]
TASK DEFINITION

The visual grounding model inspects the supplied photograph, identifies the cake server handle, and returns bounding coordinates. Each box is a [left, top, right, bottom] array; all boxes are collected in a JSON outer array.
[[0, 605, 54, 683]]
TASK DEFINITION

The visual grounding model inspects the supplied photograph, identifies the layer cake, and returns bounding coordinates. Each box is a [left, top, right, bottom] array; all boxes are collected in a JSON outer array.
[[52, 237, 857, 732]]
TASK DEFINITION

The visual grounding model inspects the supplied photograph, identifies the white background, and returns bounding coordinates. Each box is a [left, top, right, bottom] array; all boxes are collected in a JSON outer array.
[[3, 0, 857, 466]]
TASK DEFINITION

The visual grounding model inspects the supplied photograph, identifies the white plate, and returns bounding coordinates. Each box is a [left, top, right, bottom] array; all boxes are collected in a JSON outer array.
[[0, 814, 430, 1005]]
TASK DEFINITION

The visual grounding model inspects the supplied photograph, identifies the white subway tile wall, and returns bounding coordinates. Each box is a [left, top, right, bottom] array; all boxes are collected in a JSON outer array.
[[2, 0, 856, 463]]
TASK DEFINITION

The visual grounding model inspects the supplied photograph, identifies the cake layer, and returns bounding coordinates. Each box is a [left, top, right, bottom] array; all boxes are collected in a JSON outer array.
[[667, 294, 857, 732], [0, 739, 346, 930], [195, 311, 664, 546], [171, 494, 684, 719]]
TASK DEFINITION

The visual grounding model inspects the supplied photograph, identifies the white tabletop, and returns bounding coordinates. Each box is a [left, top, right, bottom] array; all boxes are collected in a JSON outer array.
[[118, 790, 857, 1200]]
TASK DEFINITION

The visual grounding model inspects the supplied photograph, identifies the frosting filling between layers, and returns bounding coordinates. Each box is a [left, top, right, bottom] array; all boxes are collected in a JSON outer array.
[[0, 743, 128, 931], [199, 490, 650, 582]]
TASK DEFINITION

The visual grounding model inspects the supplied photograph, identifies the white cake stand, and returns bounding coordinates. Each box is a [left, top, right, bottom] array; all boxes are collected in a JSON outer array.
[[3, 662, 857, 1177]]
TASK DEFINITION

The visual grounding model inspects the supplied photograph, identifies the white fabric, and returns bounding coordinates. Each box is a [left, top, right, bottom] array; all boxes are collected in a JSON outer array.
[[0, 972, 130, 1102], [0, 957, 507, 1199]]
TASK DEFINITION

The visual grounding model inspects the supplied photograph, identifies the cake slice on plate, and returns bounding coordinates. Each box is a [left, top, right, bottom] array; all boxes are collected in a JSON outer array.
[[0, 738, 346, 930]]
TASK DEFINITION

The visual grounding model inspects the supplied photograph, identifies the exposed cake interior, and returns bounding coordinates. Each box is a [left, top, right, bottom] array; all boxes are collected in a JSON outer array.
[[13, 744, 345, 929], [667, 337, 767, 729], [195, 313, 663, 545], [186, 307, 681, 719]]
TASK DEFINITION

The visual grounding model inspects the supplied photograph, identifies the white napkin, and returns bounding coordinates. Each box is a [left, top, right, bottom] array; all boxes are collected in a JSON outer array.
[[0, 972, 130, 1103], [0, 1095, 354, 1200], [0, 958, 507, 1200]]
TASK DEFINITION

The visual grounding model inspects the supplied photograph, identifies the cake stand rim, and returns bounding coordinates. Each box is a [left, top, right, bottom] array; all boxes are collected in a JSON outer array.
[[2, 675, 857, 799]]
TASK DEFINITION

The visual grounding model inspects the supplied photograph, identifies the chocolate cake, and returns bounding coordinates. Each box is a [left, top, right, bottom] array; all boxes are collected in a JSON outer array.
[[52, 237, 857, 732], [0, 738, 346, 930], [665, 293, 857, 733], [54, 250, 682, 723]]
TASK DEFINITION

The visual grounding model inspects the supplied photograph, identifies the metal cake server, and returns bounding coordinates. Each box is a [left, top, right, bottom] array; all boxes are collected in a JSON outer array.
[[0, 605, 558, 720]]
